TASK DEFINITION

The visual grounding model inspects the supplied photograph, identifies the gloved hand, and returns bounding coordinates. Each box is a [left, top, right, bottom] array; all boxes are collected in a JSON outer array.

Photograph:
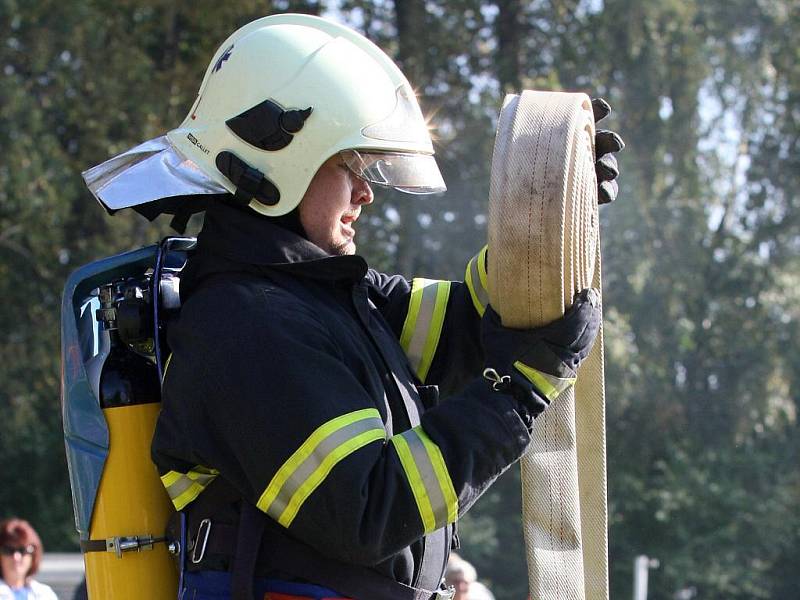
[[480, 288, 602, 423], [591, 98, 625, 205]]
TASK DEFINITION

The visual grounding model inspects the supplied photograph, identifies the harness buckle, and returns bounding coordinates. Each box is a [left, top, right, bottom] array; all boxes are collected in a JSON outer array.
[[432, 586, 456, 600], [191, 518, 212, 564]]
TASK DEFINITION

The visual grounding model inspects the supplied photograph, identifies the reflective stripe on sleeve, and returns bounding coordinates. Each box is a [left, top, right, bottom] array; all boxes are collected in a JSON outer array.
[[390, 426, 458, 533], [161, 465, 219, 510], [514, 360, 576, 402], [257, 408, 386, 528], [465, 246, 489, 316], [399, 278, 452, 382]]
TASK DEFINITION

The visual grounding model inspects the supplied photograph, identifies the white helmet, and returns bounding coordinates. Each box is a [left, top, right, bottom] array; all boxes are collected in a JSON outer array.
[[83, 14, 445, 218]]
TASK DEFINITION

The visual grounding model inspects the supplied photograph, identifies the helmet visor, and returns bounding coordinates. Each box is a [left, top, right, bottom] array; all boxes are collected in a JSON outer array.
[[340, 149, 446, 195]]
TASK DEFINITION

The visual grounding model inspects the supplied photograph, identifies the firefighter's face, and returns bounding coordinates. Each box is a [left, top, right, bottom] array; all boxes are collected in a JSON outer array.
[[299, 154, 374, 256]]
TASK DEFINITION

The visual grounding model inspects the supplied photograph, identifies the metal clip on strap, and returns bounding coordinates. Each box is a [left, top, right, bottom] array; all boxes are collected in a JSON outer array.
[[191, 518, 212, 564], [80, 535, 165, 558], [431, 587, 456, 600], [482, 367, 511, 391]]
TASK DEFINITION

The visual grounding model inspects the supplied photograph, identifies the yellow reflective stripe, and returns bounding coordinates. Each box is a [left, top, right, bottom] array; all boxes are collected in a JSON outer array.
[[258, 409, 381, 512], [257, 408, 385, 527], [160, 466, 219, 511], [399, 278, 429, 360], [465, 246, 489, 316], [161, 471, 181, 487], [477, 246, 488, 292], [391, 433, 436, 532], [399, 279, 452, 382], [418, 282, 450, 382], [415, 427, 459, 524], [171, 483, 204, 511], [465, 263, 483, 315], [514, 361, 576, 402], [391, 426, 458, 533], [278, 428, 385, 527]]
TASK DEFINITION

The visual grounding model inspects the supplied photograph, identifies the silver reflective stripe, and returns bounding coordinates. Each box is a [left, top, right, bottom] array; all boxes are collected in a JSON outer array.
[[162, 468, 218, 510], [391, 426, 458, 533], [468, 252, 489, 313], [259, 413, 386, 527], [465, 247, 489, 316], [165, 475, 198, 501], [404, 281, 439, 375], [401, 430, 450, 529], [264, 417, 379, 519]]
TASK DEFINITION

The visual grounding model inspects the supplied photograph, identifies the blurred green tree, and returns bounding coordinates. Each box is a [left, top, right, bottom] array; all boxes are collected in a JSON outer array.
[[0, 1, 797, 599]]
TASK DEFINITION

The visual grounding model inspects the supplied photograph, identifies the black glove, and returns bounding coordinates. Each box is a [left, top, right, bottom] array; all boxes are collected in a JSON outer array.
[[591, 98, 625, 205], [480, 288, 602, 423]]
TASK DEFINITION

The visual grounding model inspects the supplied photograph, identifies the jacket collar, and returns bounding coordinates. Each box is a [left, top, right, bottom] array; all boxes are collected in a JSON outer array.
[[195, 201, 368, 283]]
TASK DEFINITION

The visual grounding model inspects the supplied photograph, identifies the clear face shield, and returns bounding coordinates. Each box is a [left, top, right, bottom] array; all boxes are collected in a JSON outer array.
[[339, 149, 446, 195]]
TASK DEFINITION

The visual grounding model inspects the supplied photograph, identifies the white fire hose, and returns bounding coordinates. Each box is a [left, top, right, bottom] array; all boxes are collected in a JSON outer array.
[[487, 91, 609, 600]]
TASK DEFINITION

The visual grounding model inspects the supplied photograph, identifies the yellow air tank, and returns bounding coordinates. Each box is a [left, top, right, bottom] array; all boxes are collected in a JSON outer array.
[[82, 284, 177, 599]]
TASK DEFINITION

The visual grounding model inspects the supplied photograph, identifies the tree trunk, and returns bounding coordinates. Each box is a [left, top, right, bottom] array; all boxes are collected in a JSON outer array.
[[496, 0, 522, 92], [392, 0, 428, 276]]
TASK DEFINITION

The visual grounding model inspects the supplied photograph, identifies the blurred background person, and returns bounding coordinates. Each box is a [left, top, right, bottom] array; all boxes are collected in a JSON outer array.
[[446, 553, 476, 600], [0, 518, 58, 600], [446, 553, 497, 600], [468, 580, 496, 600]]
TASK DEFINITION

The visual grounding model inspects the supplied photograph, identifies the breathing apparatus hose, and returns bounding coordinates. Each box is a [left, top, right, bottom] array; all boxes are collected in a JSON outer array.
[[487, 91, 609, 600]]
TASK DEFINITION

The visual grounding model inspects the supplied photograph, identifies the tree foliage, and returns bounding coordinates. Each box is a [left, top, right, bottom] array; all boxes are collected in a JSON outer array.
[[1, 1, 797, 599]]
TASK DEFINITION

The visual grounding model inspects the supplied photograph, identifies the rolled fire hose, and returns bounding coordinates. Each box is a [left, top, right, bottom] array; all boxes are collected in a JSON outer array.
[[487, 91, 608, 600]]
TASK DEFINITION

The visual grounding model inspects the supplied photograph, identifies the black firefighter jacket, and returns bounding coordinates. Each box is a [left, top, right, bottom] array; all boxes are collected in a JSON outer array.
[[152, 202, 533, 598]]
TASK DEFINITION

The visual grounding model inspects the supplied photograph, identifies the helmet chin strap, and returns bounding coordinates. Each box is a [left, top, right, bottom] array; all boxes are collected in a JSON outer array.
[[215, 151, 281, 208]]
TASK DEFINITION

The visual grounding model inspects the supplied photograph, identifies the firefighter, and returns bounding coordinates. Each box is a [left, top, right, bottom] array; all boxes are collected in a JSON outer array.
[[85, 13, 622, 600]]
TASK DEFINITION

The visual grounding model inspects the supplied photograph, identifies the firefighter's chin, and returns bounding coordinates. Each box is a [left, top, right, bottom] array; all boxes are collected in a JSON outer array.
[[329, 222, 356, 256]]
